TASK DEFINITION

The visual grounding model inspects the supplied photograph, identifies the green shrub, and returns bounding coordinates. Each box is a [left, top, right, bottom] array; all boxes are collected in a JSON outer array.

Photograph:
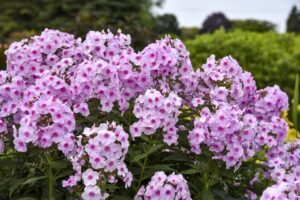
[[185, 29, 300, 98], [231, 19, 276, 32], [0, 45, 6, 70]]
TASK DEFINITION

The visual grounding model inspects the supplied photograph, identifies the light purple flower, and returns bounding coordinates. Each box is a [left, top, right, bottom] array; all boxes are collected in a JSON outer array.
[[82, 169, 99, 186], [135, 171, 191, 200]]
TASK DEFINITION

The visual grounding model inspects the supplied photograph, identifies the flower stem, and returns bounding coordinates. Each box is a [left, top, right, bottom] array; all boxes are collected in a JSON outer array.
[[45, 152, 54, 200], [137, 154, 148, 192], [48, 165, 54, 200]]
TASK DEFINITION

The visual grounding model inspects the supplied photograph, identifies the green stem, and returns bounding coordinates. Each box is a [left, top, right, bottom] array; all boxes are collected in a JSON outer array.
[[45, 152, 54, 200], [136, 154, 148, 192], [202, 170, 214, 200], [136, 135, 156, 192], [202, 184, 213, 200], [48, 165, 54, 200]]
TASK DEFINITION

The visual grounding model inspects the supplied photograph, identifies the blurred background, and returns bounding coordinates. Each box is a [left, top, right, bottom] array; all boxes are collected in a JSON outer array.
[[0, 0, 300, 99]]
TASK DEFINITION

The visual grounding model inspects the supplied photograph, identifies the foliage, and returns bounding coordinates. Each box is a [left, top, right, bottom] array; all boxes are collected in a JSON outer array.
[[154, 14, 181, 36], [292, 74, 299, 131], [231, 19, 276, 33], [180, 27, 199, 40], [185, 28, 300, 98], [287, 5, 300, 33], [0, 0, 162, 48], [200, 13, 232, 34], [0, 45, 6, 70]]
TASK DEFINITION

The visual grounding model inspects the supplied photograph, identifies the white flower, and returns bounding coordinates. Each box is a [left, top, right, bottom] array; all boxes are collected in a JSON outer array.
[[82, 186, 104, 200], [82, 168, 99, 186]]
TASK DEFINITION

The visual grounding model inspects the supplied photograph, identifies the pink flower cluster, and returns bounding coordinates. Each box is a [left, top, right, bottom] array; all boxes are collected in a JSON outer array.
[[0, 29, 291, 199], [135, 171, 192, 200], [261, 183, 300, 200], [0, 28, 195, 199], [137, 37, 198, 97], [188, 55, 288, 169], [130, 89, 182, 145], [260, 140, 300, 200], [1, 28, 193, 150], [62, 122, 132, 199], [0, 71, 76, 155]]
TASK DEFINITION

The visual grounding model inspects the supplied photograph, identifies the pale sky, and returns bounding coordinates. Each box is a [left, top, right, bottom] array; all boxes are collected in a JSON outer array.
[[154, 0, 300, 32]]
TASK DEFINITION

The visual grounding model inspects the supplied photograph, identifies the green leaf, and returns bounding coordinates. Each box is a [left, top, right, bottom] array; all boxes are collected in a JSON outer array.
[[293, 73, 299, 131], [143, 169, 157, 180], [147, 144, 164, 155], [131, 153, 148, 163], [104, 184, 118, 192], [99, 112, 121, 123], [10, 178, 25, 197], [180, 168, 201, 175], [0, 159, 23, 167], [146, 164, 174, 171], [178, 110, 195, 119], [55, 170, 74, 180], [163, 153, 190, 162], [22, 176, 45, 185], [140, 135, 150, 143], [131, 144, 163, 163], [49, 160, 68, 169]]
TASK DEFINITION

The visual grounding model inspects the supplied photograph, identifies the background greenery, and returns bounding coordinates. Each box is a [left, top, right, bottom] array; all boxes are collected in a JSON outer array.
[[0, 0, 163, 48], [185, 29, 300, 98]]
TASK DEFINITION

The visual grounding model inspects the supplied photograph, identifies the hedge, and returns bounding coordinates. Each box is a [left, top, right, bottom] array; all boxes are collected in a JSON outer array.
[[185, 29, 300, 98]]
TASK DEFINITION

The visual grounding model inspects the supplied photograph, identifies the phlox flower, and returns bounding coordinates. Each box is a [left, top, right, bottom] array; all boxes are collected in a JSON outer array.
[[135, 171, 191, 200], [82, 169, 99, 186]]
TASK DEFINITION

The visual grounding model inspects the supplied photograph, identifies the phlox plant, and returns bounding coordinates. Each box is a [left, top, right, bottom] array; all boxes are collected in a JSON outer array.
[[0, 29, 296, 200]]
